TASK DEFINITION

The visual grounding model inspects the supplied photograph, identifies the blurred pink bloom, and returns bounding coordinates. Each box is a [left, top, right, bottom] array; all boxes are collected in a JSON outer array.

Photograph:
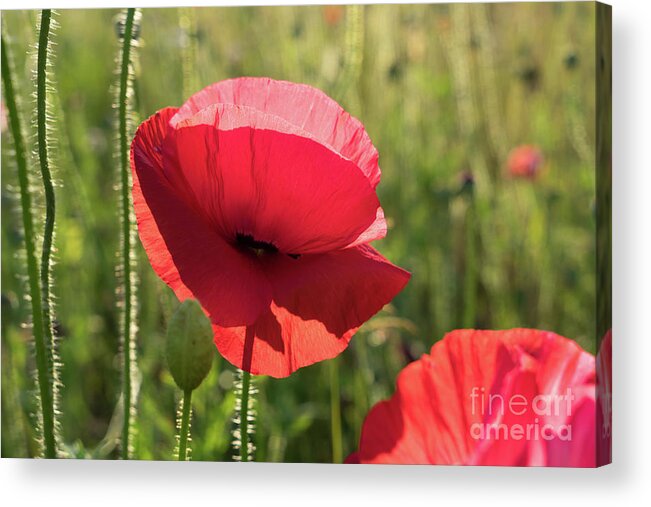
[[1, 101, 7, 133], [507, 145, 543, 179], [323, 5, 344, 26]]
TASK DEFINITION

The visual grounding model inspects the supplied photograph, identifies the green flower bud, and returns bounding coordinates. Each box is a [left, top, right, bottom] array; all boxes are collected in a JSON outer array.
[[166, 299, 215, 391]]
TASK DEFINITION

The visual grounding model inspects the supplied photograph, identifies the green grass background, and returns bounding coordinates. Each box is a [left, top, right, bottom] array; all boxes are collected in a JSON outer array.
[[2, 3, 599, 462]]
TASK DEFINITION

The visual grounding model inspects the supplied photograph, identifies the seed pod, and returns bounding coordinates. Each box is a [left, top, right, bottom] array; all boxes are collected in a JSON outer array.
[[166, 299, 215, 391]]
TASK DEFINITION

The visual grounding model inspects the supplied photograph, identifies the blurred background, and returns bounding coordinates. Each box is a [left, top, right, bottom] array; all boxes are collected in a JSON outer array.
[[2, 2, 599, 462]]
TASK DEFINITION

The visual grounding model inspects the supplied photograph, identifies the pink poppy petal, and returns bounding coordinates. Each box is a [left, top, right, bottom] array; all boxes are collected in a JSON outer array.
[[172, 77, 382, 188], [352, 329, 598, 466], [545, 390, 597, 467]]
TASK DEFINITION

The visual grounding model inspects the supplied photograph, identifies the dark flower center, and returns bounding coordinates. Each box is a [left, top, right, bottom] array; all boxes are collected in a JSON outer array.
[[236, 233, 278, 256], [235, 233, 301, 260]]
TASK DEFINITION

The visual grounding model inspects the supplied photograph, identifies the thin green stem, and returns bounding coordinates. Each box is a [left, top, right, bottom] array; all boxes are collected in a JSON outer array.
[[2, 30, 57, 458], [333, 5, 364, 107], [177, 389, 192, 461], [329, 359, 343, 463], [178, 7, 199, 99], [36, 11, 56, 377], [239, 325, 255, 462], [118, 7, 137, 460], [239, 369, 251, 462], [353, 336, 370, 441]]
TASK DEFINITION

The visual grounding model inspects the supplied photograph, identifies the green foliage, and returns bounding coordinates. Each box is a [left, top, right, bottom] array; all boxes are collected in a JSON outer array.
[[2, 3, 599, 462]]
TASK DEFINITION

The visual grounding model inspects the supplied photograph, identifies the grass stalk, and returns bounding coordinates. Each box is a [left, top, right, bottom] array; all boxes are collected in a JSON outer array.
[[2, 25, 57, 459], [333, 5, 365, 108], [36, 11, 57, 379], [178, 7, 199, 98], [329, 358, 343, 463], [117, 7, 139, 459]]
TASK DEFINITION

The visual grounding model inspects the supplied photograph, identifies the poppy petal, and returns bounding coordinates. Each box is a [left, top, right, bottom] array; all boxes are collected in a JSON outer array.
[[357, 330, 500, 464], [172, 102, 387, 247], [356, 358, 437, 464], [131, 108, 272, 327], [346, 207, 387, 248], [353, 329, 597, 466], [596, 330, 612, 465], [172, 77, 382, 188], [545, 388, 597, 467], [469, 350, 539, 466], [212, 245, 411, 377], [162, 114, 382, 255], [344, 452, 361, 464]]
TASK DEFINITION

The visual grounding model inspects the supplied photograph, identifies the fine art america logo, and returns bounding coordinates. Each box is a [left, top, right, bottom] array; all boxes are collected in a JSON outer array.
[[469, 387, 575, 442]]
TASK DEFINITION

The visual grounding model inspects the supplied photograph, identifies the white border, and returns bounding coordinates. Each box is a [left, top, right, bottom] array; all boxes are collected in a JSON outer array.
[[2, 0, 650, 506]]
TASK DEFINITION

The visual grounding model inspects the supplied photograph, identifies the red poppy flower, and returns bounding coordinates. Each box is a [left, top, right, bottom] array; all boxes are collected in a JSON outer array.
[[130, 77, 410, 378], [507, 145, 543, 179], [347, 329, 602, 467]]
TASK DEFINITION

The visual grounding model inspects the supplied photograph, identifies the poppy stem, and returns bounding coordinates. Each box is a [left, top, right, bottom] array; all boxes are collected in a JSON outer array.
[[36, 10, 58, 411], [118, 7, 138, 460], [238, 325, 255, 462], [1, 27, 57, 459], [177, 388, 192, 461], [329, 359, 343, 463], [239, 369, 251, 462]]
